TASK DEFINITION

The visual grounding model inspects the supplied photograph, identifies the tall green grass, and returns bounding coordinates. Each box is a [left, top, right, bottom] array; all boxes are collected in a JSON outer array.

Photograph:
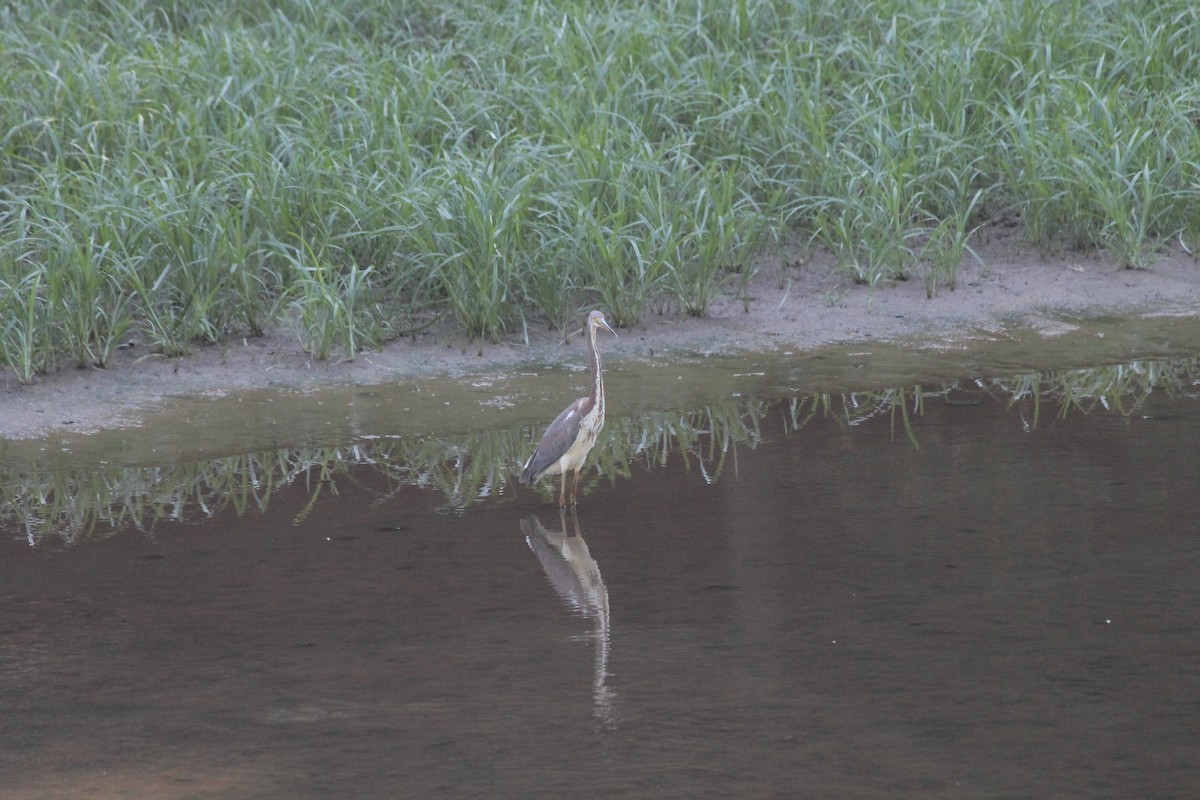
[[3, 0, 1199, 380]]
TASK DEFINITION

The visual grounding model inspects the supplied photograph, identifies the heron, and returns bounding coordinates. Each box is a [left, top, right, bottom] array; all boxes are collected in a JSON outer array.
[[520, 310, 618, 506]]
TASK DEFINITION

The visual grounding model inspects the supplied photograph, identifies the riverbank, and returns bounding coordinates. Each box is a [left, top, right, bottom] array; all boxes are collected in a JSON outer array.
[[3, 229, 1199, 441]]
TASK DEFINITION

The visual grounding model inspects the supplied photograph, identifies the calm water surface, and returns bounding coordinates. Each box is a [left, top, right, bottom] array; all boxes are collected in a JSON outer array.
[[2, 353, 1199, 799]]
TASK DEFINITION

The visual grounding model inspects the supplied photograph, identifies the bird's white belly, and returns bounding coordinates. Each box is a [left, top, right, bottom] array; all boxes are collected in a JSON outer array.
[[555, 407, 603, 474]]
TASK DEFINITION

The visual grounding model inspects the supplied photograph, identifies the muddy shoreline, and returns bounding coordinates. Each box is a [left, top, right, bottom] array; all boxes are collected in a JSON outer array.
[[3, 231, 1199, 442]]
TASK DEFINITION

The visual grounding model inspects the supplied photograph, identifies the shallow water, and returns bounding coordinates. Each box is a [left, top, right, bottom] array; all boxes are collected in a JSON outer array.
[[3, 350, 1200, 799]]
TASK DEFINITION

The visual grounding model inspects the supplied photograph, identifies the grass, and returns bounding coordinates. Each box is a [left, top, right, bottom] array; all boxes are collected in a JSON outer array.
[[3, 0, 1200, 381]]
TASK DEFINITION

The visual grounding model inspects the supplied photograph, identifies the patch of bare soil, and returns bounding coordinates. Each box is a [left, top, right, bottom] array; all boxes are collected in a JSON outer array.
[[3, 227, 1199, 440]]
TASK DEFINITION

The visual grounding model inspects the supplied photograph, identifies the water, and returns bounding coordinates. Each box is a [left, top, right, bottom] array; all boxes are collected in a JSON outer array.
[[3, 350, 1200, 799]]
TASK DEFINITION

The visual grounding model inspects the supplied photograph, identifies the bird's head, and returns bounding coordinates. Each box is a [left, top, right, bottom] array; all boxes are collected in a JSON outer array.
[[588, 310, 618, 340]]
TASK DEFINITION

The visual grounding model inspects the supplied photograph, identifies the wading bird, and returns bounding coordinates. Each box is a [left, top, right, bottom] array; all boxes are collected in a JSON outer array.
[[520, 310, 618, 506]]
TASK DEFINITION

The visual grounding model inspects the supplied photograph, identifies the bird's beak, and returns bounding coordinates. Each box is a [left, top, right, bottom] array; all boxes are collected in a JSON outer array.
[[598, 318, 618, 339]]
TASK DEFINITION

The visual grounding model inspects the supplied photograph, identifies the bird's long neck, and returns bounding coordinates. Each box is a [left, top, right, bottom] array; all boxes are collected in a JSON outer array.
[[588, 325, 604, 417]]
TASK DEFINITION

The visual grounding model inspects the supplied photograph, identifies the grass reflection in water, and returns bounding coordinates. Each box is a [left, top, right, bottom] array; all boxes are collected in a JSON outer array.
[[4, 357, 1195, 546]]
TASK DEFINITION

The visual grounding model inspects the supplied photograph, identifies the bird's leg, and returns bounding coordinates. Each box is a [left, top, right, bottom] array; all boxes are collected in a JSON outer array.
[[558, 470, 568, 508], [570, 466, 581, 505]]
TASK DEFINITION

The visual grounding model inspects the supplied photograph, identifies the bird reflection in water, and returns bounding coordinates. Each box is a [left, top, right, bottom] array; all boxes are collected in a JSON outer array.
[[522, 509, 617, 726]]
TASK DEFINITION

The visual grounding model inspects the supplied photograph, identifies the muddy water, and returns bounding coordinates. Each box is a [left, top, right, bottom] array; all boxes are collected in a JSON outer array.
[[3, 351, 1200, 798]]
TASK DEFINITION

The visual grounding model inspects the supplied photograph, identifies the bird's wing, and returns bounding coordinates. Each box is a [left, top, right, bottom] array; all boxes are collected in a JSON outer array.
[[521, 399, 586, 483]]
